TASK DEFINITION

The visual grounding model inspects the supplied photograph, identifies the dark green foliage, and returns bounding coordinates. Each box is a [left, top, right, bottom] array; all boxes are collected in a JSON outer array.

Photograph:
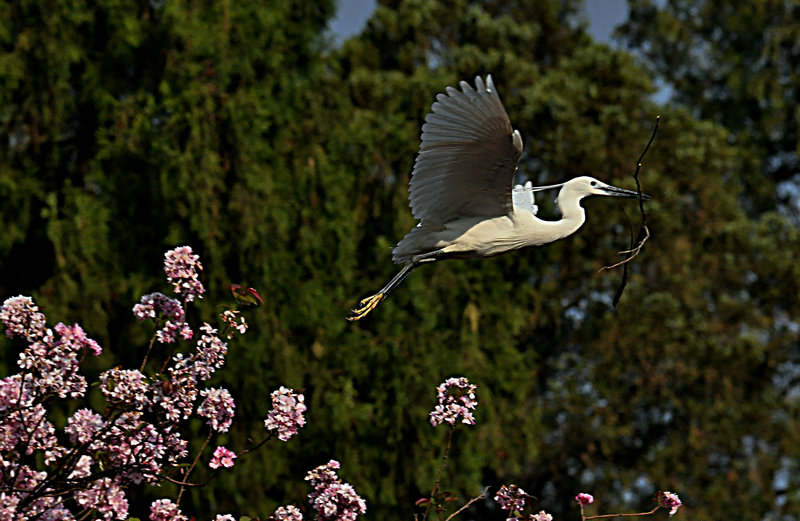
[[619, 0, 800, 203], [1, 1, 799, 520]]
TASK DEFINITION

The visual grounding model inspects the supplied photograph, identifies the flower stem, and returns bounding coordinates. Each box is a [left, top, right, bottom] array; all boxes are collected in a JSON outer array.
[[584, 506, 660, 519], [140, 332, 158, 372], [176, 431, 213, 504], [424, 426, 454, 521]]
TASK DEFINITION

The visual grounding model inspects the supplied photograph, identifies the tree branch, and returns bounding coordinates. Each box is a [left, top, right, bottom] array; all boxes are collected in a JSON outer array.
[[445, 487, 489, 521], [600, 115, 660, 308], [584, 506, 660, 519]]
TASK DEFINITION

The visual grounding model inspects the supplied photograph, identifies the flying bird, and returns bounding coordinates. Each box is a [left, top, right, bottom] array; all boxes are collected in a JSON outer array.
[[347, 75, 649, 321]]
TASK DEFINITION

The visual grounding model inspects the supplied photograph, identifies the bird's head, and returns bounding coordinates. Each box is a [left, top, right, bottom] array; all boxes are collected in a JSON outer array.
[[558, 176, 650, 202]]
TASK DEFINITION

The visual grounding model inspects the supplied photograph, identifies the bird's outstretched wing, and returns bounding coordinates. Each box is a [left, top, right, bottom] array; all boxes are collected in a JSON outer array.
[[512, 180, 538, 215], [409, 75, 523, 223]]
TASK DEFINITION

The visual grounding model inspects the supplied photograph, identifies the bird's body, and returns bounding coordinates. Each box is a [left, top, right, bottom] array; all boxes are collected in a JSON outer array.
[[392, 204, 585, 262], [347, 76, 649, 321]]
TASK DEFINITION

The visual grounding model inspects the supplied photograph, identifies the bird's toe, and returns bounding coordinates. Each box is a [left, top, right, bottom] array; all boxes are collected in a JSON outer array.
[[346, 293, 384, 322]]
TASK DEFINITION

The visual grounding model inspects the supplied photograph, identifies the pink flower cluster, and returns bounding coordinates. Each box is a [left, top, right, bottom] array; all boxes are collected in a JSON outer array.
[[575, 492, 594, 505], [100, 368, 151, 409], [658, 491, 682, 516], [133, 292, 193, 343], [305, 460, 367, 521], [265, 386, 307, 441], [150, 500, 233, 521], [0, 375, 56, 454], [209, 445, 237, 469], [149, 324, 229, 423], [0, 463, 73, 520], [12, 318, 102, 399], [164, 246, 205, 302], [66, 409, 188, 485], [272, 505, 304, 521], [1, 295, 47, 340], [495, 484, 527, 512], [429, 376, 478, 427], [495, 484, 552, 521], [0, 248, 252, 520], [220, 309, 248, 338], [74, 477, 128, 520], [198, 387, 236, 432], [150, 498, 188, 521], [190, 323, 229, 380]]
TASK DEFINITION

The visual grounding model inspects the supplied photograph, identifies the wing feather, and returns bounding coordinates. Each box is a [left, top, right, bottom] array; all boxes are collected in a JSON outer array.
[[512, 181, 539, 215], [409, 75, 523, 222]]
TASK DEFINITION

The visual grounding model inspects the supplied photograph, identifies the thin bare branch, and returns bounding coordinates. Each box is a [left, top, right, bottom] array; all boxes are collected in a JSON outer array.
[[140, 332, 159, 372], [445, 487, 489, 521], [600, 226, 650, 270], [423, 426, 455, 521], [177, 431, 213, 504], [601, 115, 660, 307], [584, 506, 660, 519]]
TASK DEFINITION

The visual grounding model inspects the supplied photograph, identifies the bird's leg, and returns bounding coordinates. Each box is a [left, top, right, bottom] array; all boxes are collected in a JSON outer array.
[[346, 263, 418, 322], [346, 251, 441, 321]]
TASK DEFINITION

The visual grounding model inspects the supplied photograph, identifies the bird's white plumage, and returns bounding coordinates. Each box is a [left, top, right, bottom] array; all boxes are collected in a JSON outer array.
[[512, 180, 538, 215], [347, 76, 649, 321], [408, 75, 523, 223]]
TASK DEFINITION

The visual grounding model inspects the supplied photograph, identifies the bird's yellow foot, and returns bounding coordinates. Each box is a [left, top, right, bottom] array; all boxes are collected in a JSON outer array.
[[346, 293, 384, 322]]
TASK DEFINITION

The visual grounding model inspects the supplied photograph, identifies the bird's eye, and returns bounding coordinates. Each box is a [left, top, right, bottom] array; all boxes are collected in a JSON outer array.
[[590, 181, 597, 187]]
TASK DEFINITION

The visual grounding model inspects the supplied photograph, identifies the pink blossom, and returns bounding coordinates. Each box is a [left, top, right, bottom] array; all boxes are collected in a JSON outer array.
[[100, 368, 151, 409], [531, 511, 553, 521], [191, 323, 228, 380], [0, 375, 53, 453], [44, 446, 68, 466], [1, 464, 73, 520], [429, 377, 478, 427], [68, 455, 94, 479], [153, 363, 198, 422], [265, 386, 306, 441], [311, 483, 366, 521], [575, 493, 594, 505], [55, 322, 102, 356], [74, 478, 128, 520], [495, 484, 527, 512], [0, 373, 34, 410], [658, 491, 682, 516], [1, 295, 47, 340], [65, 408, 105, 444], [0, 390, 56, 454], [17, 323, 99, 399], [305, 460, 366, 521], [220, 309, 248, 338], [90, 411, 185, 484], [216, 516, 236, 521], [164, 246, 205, 302], [305, 460, 341, 491], [209, 446, 237, 469], [133, 292, 193, 343], [150, 498, 188, 521], [272, 505, 303, 521], [197, 387, 236, 432]]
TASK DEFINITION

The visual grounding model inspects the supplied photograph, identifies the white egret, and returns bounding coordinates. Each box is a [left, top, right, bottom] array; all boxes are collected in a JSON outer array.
[[347, 75, 649, 321]]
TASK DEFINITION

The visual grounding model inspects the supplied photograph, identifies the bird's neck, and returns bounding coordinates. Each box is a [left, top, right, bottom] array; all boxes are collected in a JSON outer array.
[[557, 197, 586, 224], [552, 194, 587, 238], [513, 205, 586, 248], [548, 206, 586, 242]]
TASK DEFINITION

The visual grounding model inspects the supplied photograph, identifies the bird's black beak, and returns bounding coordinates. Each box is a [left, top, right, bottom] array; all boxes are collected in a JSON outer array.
[[601, 184, 651, 201]]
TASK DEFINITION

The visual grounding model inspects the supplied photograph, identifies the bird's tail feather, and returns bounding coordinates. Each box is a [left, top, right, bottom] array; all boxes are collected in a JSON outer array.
[[392, 221, 445, 264]]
